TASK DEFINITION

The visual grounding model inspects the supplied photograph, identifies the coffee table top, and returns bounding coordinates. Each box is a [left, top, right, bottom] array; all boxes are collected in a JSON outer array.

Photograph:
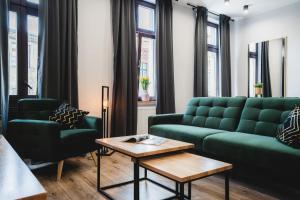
[[95, 135, 194, 158], [0, 136, 47, 200], [140, 153, 233, 183]]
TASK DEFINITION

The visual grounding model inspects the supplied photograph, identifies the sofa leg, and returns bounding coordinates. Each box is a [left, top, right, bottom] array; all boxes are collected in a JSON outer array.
[[90, 151, 97, 166], [57, 160, 64, 181]]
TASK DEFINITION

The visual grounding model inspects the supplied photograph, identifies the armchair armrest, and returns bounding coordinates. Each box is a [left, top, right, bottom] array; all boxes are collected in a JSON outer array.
[[6, 119, 62, 161], [148, 114, 183, 128], [81, 116, 102, 133]]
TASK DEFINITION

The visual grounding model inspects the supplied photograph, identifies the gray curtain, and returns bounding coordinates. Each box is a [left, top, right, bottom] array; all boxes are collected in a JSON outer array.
[[38, 0, 79, 107], [0, 0, 9, 134], [156, 0, 175, 114], [194, 7, 208, 97], [261, 41, 272, 97], [111, 0, 138, 137], [220, 15, 232, 97]]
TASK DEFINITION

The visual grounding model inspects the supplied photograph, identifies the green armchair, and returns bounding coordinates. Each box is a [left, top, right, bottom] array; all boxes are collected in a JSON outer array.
[[6, 99, 102, 181]]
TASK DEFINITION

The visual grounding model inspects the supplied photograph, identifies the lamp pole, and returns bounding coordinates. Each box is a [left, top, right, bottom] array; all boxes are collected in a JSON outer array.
[[101, 85, 109, 153]]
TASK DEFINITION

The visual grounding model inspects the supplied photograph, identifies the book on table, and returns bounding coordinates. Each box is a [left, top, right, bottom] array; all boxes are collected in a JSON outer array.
[[123, 134, 166, 146]]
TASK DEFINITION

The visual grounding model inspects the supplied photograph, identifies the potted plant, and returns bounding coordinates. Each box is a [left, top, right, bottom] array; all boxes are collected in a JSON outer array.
[[140, 76, 150, 101], [254, 82, 263, 97]]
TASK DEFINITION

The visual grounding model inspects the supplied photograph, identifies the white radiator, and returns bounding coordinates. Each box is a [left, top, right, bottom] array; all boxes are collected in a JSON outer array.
[[137, 106, 156, 134]]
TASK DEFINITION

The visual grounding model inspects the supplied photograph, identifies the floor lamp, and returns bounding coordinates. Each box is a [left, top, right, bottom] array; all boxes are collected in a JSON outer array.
[[101, 86, 110, 154]]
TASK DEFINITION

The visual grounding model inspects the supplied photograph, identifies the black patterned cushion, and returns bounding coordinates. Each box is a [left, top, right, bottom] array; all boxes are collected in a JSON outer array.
[[276, 106, 300, 148], [49, 103, 89, 129]]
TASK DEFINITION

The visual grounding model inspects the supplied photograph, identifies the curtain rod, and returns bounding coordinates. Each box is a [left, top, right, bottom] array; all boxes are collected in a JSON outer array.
[[187, 3, 235, 22]]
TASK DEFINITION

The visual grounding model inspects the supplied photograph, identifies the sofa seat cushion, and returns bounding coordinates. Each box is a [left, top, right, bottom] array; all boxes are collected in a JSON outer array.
[[60, 129, 99, 158], [203, 132, 300, 172], [149, 124, 226, 151]]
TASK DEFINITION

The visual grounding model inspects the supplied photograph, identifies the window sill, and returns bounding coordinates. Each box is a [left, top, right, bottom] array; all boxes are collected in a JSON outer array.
[[138, 101, 156, 107]]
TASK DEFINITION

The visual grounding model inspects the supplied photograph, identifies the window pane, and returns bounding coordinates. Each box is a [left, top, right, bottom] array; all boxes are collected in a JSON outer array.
[[208, 51, 217, 97], [207, 26, 217, 46], [27, 15, 39, 95], [138, 5, 155, 32], [8, 11, 18, 96], [144, 0, 156, 4], [139, 37, 155, 97], [27, 0, 39, 4]]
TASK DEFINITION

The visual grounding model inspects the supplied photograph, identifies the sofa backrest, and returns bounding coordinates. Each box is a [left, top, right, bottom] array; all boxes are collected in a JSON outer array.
[[182, 97, 247, 131], [18, 98, 60, 120], [236, 97, 300, 137]]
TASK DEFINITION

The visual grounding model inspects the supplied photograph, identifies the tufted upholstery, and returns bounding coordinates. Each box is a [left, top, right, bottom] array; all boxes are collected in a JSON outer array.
[[18, 98, 60, 120], [182, 97, 247, 131], [148, 97, 300, 178], [7, 99, 102, 162], [236, 98, 300, 137]]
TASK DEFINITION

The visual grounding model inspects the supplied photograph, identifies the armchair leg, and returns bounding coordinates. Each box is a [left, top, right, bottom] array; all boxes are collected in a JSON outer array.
[[57, 160, 64, 181], [90, 151, 97, 166]]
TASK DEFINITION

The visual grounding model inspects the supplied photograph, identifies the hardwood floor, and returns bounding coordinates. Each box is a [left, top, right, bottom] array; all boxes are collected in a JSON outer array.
[[33, 152, 299, 200]]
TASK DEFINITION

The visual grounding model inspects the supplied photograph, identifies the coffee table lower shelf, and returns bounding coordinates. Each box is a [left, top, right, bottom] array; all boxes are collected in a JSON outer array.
[[97, 149, 230, 200], [97, 173, 191, 200]]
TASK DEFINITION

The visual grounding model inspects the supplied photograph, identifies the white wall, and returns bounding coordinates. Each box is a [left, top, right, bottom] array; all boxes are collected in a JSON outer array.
[[78, 0, 113, 117], [231, 2, 300, 97], [173, 4, 195, 113]]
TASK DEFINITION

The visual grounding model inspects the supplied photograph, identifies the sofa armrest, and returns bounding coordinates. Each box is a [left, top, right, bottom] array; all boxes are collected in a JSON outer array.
[[6, 119, 62, 161], [81, 116, 102, 133], [148, 114, 183, 128]]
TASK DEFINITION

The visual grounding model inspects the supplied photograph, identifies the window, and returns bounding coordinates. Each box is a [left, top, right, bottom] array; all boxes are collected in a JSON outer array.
[[27, 15, 39, 95], [8, 0, 39, 98], [138, 5, 155, 32], [136, 0, 156, 100], [27, 0, 39, 4], [207, 22, 219, 97], [8, 11, 18, 96], [248, 43, 258, 97]]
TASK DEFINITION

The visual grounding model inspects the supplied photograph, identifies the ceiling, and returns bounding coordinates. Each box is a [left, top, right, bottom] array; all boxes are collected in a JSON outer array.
[[174, 0, 300, 20]]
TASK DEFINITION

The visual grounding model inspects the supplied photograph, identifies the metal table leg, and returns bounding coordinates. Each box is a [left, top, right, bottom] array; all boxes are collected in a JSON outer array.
[[225, 171, 230, 200], [97, 148, 100, 191], [144, 168, 148, 178], [179, 183, 185, 200], [134, 160, 140, 200], [188, 182, 191, 199]]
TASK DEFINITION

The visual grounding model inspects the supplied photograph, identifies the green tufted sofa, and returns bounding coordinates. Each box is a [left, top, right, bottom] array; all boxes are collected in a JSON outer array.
[[6, 99, 102, 180], [149, 97, 300, 177]]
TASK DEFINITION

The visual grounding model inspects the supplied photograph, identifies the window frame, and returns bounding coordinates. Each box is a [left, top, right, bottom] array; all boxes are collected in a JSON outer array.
[[9, 0, 39, 118], [207, 21, 220, 97], [9, 0, 38, 97], [136, 0, 156, 101], [136, 0, 156, 36]]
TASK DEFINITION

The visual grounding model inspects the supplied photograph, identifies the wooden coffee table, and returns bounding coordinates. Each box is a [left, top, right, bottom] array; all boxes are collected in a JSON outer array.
[[95, 135, 194, 200], [140, 153, 233, 200], [0, 136, 47, 200]]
